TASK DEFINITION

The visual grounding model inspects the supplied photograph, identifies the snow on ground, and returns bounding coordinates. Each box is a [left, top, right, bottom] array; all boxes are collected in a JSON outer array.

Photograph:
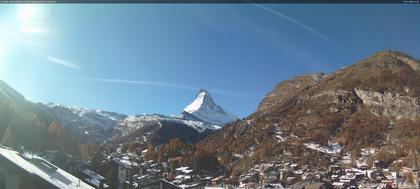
[[275, 135, 286, 142], [308, 72, 328, 83], [304, 142, 342, 155], [46, 103, 127, 129], [275, 131, 286, 143], [115, 113, 221, 136], [361, 148, 376, 156], [44, 103, 128, 142]]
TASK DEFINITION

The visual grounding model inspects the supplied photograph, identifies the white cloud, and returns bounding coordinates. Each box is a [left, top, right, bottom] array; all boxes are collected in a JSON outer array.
[[47, 56, 81, 70], [69, 78, 259, 98], [93, 79, 199, 91]]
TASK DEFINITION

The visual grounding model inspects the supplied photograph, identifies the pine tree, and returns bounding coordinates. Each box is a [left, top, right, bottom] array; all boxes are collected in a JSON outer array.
[[1, 126, 14, 147], [90, 147, 102, 168], [48, 120, 64, 136]]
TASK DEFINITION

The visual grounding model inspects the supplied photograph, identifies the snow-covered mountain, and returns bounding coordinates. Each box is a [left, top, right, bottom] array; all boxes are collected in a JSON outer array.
[[108, 89, 236, 145], [109, 113, 221, 145], [37, 89, 237, 143], [41, 103, 128, 142], [0, 80, 236, 146], [114, 114, 221, 136], [181, 89, 237, 126], [40, 89, 236, 144]]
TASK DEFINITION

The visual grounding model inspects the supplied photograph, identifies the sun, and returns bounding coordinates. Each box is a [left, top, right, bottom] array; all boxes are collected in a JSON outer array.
[[17, 4, 48, 34], [17, 4, 40, 21], [0, 5, 49, 66]]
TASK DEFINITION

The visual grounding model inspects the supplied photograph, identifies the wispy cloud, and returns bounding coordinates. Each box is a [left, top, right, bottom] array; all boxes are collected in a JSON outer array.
[[47, 56, 81, 70], [253, 4, 355, 56], [69, 78, 260, 98], [88, 78, 199, 91]]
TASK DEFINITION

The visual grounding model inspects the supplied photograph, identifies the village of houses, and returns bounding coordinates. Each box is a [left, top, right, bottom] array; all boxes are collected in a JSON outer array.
[[0, 143, 419, 189]]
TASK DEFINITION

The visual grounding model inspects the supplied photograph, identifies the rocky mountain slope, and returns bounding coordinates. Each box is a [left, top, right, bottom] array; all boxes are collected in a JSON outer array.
[[196, 50, 420, 180], [108, 114, 213, 146], [0, 80, 80, 154], [39, 103, 127, 143]]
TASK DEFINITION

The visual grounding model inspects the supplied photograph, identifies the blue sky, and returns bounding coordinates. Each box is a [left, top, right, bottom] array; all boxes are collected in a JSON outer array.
[[0, 4, 419, 118]]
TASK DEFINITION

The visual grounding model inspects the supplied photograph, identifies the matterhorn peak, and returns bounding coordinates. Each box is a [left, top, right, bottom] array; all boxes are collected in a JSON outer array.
[[198, 88, 209, 94], [182, 89, 237, 126]]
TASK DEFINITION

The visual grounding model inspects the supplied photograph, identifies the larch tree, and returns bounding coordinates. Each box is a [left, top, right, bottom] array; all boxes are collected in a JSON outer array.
[[1, 126, 14, 147]]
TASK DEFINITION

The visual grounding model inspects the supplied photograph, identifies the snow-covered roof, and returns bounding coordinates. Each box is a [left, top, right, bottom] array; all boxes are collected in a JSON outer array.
[[81, 168, 108, 188], [114, 157, 138, 168], [82, 168, 105, 180], [0, 146, 94, 189], [174, 166, 193, 174]]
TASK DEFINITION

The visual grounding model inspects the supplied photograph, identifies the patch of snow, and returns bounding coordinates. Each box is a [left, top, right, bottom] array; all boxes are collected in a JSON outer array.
[[304, 142, 342, 155], [307, 72, 327, 83], [114, 113, 221, 136], [275, 135, 286, 142], [361, 148, 376, 156]]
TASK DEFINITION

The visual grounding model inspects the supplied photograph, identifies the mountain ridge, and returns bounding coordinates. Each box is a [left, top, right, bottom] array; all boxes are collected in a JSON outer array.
[[0, 80, 236, 146], [195, 50, 420, 182]]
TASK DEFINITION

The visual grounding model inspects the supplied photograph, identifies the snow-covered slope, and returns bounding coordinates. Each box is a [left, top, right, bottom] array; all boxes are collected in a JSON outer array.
[[46, 104, 127, 128], [42, 89, 235, 143], [110, 89, 236, 144], [114, 114, 221, 137], [181, 89, 237, 126], [43, 103, 127, 142], [109, 113, 222, 145]]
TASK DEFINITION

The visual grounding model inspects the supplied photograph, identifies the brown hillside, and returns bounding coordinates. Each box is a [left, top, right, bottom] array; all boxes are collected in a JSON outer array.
[[196, 50, 420, 180]]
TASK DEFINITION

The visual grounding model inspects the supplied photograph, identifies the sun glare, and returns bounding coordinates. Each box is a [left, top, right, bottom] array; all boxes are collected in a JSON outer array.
[[17, 4, 48, 34], [0, 37, 9, 57], [0, 5, 49, 69], [0, 41, 5, 52], [17, 5, 40, 21]]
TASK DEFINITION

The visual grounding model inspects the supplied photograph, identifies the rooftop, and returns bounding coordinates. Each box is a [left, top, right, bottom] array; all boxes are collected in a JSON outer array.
[[0, 145, 94, 189]]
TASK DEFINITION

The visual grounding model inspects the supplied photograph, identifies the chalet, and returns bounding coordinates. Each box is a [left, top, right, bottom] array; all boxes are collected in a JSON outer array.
[[98, 157, 139, 189], [136, 179, 182, 189], [0, 145, 93, 189], [80, 168, 109, 189]]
